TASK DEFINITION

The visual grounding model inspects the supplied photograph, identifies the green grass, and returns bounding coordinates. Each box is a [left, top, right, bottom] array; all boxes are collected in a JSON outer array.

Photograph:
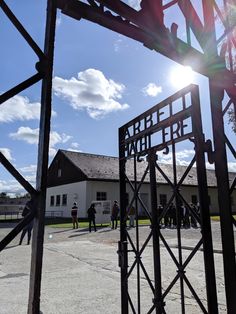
[[211, 215, 236, 222], [211, 216, 220, 221]]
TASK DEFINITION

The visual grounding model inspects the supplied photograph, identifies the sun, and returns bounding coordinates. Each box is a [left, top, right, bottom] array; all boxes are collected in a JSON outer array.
[[170, 65, 194, 89]]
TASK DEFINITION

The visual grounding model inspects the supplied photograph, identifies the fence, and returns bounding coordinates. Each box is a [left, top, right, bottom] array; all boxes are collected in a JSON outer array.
[[0, 212, 21, 220]]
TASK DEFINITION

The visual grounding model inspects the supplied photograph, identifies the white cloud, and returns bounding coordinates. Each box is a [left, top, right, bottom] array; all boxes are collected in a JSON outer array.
[[0, 148, 14, 161], [0, 95, 56, 123], [142, 83, 162, 97], [71, 142, 80, 149], [50, 132, 72, 147], [158, 149, 195, 166], [66, 142, 82, 153], [10, 127, 39, 144], [0, 179, 28, 195], [176, 150, 195, 159], [53, 68, 129, 119], [19, 164, 37, 173], [158, 149, 236, 173], [9, 127, 72, 157]]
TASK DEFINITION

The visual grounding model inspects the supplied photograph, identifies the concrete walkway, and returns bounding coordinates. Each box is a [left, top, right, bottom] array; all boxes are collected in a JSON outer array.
[[0, 222, 234, 313]]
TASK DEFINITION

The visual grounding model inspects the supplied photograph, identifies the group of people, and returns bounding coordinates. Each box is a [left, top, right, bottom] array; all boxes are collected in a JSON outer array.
[[70, 200, 122, 231], [17, 198, 199, 246], [70, 200, 137, 230], [71, 202, 97, 232], [157, 203, 199, 229]]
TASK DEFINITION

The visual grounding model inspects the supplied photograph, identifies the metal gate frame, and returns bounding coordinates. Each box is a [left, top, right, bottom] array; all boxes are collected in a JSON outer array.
[[0, 1, 235, 313], [119, 84, 218, 313]]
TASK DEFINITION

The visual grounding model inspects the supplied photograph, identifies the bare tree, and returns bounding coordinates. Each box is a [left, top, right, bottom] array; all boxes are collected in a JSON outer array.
[[218, 0, 236, 132]]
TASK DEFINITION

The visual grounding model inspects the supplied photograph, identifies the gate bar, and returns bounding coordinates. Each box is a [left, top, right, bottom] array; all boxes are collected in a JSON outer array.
[[191, 86, 218, 313], [119, 126, 129, 314], [149, 150, 164, 313], [27, 1, 57, 313], [202, 2, 236, 312]]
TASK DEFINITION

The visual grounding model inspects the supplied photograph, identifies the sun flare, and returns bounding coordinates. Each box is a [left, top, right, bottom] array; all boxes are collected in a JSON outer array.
[[170, 65, 194, 89]]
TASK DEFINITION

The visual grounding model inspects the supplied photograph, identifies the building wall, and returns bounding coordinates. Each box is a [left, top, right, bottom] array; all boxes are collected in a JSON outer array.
[[46, 181, 87, 217], [46, 179, 236, 217], [86, 181, 119, 207]]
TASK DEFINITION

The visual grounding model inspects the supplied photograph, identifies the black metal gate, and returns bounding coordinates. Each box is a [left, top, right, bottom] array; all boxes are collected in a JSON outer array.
[[1, 1, 236, 313], [119, 84, 218, 313]]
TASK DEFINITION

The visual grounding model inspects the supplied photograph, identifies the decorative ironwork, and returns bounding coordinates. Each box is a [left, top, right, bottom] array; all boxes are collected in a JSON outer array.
[[119, 84, 218, 313]]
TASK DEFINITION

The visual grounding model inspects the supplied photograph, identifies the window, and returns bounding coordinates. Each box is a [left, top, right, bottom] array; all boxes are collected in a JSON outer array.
[[50, 195, 54, 206], [191, 195, 198, 205], [58, 168, 62, 177], [62, 194, 67, 206], [96, 192, 107, 201], [56, 195, 61, 206], [159, 194, 167, 206]]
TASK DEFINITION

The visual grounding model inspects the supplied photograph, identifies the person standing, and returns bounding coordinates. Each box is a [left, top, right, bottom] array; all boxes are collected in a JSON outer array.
[[87, 203, 97, 232], [19, 200, 34, 245], [111, 200, 119, 229], [128, 205, 135, 228], [71, 202, 78, 229]]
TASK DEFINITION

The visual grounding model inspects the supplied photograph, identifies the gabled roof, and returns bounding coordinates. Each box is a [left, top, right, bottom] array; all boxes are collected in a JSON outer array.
[[59, 150, 235, 187]]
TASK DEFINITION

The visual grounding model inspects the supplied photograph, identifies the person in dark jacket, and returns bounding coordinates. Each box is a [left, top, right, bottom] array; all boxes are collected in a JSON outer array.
[[87, 203, 96, 232], [19, 201, 34, 245], [71, 202, 78, 229], [111, 200, 119, 229]]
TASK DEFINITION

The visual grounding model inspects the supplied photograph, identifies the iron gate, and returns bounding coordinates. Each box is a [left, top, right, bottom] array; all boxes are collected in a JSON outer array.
[[119, 84, 218, 313], [0, 1, 236, 313]]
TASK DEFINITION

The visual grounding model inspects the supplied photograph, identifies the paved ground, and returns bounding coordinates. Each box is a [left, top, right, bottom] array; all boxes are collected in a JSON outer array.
[[0, 221, 234, 313]]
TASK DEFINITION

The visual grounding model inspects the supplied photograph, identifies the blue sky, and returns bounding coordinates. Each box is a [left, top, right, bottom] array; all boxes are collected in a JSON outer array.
[[0, 0, 235, 195]]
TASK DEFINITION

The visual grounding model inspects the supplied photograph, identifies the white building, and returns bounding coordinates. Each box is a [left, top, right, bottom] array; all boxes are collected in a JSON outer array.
[[46, 150, 236, 218]]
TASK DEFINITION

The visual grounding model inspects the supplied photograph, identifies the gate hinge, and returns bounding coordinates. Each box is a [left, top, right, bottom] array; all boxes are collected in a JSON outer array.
[[204, 139, 215, 164]]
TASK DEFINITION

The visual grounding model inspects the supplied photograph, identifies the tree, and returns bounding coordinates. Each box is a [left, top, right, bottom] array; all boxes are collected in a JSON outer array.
[[0, 192, 9, 198], [218, 1, 236, 132], [228, 107, 236, 132]]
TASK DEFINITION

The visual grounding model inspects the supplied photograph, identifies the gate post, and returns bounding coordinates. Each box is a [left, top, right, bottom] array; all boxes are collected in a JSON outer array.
[[191, 86, 218, 313], [27, 1, 57, 313], [202, 3, 236, 311], [209, 80, 236, 313], [119, 127, 129, 314]]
